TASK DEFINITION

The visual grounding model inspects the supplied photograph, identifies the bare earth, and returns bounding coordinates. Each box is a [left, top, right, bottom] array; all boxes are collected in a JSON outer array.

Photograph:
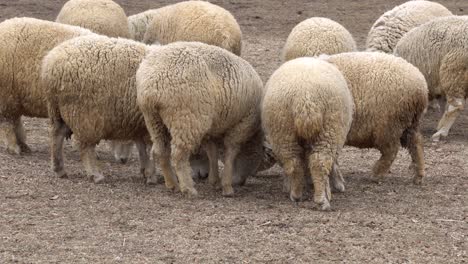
[[0, 0, 467, 263]]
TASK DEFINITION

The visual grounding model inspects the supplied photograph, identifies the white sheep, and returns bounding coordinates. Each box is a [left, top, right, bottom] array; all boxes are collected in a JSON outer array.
[[323, 52, 428, 185], [56, 0, 130, 38], [42, 35, 155, 184], [140, 1, 242, 55], [136, 41, 263, 197], [0, 17, 93, 155], [366, 0, 452, 53], [262, 57, 354, 210], [394, 16, 468, 141], [282, 17, 357, 62]]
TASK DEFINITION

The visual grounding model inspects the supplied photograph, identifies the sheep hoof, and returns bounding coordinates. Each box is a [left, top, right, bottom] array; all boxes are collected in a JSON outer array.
[[93, 174, 105, 184], [222, 186, 234, 197], [56, 170, 68, 179], [289, 193, 302, 202], [319, 200, 331, 211], [413, 176, 423, 185], [7, 145, 21, 155], [182, 187, 198, 198], [146, 175, 159, 185], [19, 143, 32, 154], [431, 132, 446, 142], [332, 181, 345, 193]]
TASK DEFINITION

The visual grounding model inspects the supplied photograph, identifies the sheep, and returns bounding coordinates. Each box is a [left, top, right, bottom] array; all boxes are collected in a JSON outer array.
[[41, 35, 156, 184], [282, 17, 357, 62], [140, 1, 242, 55], [366, 0, 452, 53], [394, 16, 468, 141], [0, 17, 93, 155], [321, 52, 428, 185], [136, 41, 263, 197], [56, 0, 130, 38], [262, 57, 354, 210]]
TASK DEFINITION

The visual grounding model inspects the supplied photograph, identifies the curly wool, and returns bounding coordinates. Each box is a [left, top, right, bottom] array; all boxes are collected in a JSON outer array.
[[326, 52, 428, 184], [262, 57, 353, 210], [141, 1, 242, 55], [282, 17, 357, 62], [137, 41, 263, 196], [56, 0, 130, 38], [0, 17, 92, 154], [128, 9, 159, 42], [366, 0, 452, 53], [42, 35, 154, 182]]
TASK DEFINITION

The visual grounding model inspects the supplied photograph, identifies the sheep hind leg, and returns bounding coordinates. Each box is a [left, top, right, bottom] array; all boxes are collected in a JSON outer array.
[[330, 161, 345, 193], [308, 146, 335, 211], [135, 139, 157, 185], [14, 117, 31, 153], [432, 97, 464, 141], [1, 117, 21, 155], [405, 130, 425, 185], [80, 143, 105, 184], [203, 140, 219, 187], [50, 119, 70, 178], [372, 144, 399, 183]]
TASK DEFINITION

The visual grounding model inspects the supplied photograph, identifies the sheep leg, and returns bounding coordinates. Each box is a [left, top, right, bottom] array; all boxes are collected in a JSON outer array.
[[14, 117, 31, 153], [203, 140, 220, 187], [372, 144, 399, 182], [1, 117, 21, 155], [50, 119, 70, 178], [135, 139, 157, 185], [330, 161, 345, 193], [79, 143, 105, 184], [220, 143, 240, 197], [273, 143, 305, 202], [432, 97, 464, 141], [406, 130, 425, 185], [171, 144, 198, 197], [143, 112, 178, 191], [308, 149, 334, 211]]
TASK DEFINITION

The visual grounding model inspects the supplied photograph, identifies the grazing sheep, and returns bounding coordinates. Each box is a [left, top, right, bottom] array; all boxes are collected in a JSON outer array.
[[262, 57, 353, 210], [0, 17, 93, 155], [324, 52, 428, 185], [42, 35, 155, 184], [136, 41, 263, 197], [366, 0, 452, 53], [282, 17, 357, 62], [394, 16, 468, 141], [141, 1, 242, 55], [56, 0, 130, 38]]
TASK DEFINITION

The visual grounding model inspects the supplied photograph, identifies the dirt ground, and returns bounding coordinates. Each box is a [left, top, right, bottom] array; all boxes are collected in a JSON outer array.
[[0, 0, 467, 263]]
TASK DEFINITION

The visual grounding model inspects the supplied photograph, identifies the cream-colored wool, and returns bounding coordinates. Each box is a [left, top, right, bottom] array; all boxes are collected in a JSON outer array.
[[141, 1, 242, 55], [326, 52, 428, 185], [366, 0, 452, 53], [128, 9, 159, 42], [42, 35, 154, 184], [262, 57, 353, 210], [282, 17, 357, 62], [56, 0, 130, 38], [136, 41, 263, 197], [0, 17, 93, 155], [394, 16, 468, 141]]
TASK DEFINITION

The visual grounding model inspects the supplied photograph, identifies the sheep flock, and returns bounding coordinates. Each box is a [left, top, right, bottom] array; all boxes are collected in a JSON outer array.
[[0, 0, 466, 214]]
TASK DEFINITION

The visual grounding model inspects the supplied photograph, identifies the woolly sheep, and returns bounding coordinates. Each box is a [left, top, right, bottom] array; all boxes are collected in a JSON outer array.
[[0, 17, 93, 155], [282, 17, 357, 62], [323, 52, 428, 185], [141, 1, 242, 55], [262, 57, 353, 210], [42, 35, 155, 184], [136, 41, 263, 197], [366, 0, 452, 53], [56, 0, 130, 38], [394, 16, 468, 141]]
